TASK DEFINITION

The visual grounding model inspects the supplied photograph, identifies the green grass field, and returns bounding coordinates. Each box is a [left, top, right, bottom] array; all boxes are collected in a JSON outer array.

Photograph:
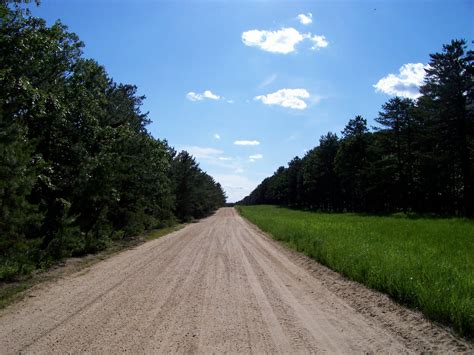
[[236, 205, 474, 339]]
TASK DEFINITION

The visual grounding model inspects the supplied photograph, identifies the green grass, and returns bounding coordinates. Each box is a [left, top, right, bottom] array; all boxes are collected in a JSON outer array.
[[236, 205, 474, 339]]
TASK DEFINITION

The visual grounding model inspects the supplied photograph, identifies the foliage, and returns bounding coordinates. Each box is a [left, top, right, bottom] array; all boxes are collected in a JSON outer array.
[[237, 205, 474, 338], [239, 40, 473, 218], [0, 4, 225, 281]]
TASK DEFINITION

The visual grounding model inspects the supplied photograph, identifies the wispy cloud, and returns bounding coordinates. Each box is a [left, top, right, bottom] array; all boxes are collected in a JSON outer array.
[[374, 63, 427, 99], [258, 73, 277, 88], [186, 90, 221, 101], [180, 146, 223, 159], [180, 146, 245, 175], [241, 27, 328, 54], [249, 154, 263, 162], [255, 88, 310, 110], [297, 13, 313, 25], [234, 140, 260, 146], [214, 133, 221, 140]]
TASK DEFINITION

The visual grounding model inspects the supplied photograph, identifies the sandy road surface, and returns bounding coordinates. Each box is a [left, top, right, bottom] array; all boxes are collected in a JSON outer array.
[[0, 208, 470, 353]]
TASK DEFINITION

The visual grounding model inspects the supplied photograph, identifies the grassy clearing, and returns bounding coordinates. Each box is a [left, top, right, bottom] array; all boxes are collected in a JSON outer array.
[[0, 223, 185, 311], [236, 205, 474, 339]]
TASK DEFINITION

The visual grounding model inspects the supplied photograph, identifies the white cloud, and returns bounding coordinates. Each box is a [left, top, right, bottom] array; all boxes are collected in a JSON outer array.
[[186, 90, 221, 101], [214, 133, 221, 140], [234, 140, 260, 146], [227, 99, 234, 104], [180, 146, 223, 159], [249, 154, 263, 162], [308, 34, 328, 49], [186, 92, 201, 101], [298, 13, 313, 25], [255, 88, 310, 110], [204, 90, 220, 100], [373, 63, 427, 99], [242, 27, 329, 54], [242, 27, 306, 54], [218, 156, 232, 161]]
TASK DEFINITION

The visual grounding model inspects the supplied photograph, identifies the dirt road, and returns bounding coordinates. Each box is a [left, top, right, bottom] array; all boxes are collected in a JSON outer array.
[[0, 208, 469, 353]]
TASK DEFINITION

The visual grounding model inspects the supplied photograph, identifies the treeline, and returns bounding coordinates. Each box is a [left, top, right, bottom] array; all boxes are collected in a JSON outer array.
[[0, 4, 225, 280], [240, 40, 473, 217]]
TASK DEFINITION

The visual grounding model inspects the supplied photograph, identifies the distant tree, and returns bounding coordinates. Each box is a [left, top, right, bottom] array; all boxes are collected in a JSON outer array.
[[302, 133, 340, 210], [335, 116, 370, 211], [287, 157, 303, 206], [266, 166, 288, 204], [170, 151, 225, 221]]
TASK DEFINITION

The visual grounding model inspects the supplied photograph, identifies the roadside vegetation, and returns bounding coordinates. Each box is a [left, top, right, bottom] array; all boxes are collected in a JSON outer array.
[[0, 222, 185, 310], [237, 39, 473, 338], [237, 205, 474, 339], [239, 40, 473, 218], [0, 3, 225, 283]]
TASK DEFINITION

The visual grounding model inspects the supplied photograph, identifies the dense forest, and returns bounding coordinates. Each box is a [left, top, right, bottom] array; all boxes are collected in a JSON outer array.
[[0, 3, 225, 280], [240, 40, 473, 217]]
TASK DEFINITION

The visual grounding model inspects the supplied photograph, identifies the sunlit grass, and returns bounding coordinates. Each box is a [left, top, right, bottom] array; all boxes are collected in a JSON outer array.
[[237, 205, 474, 339]]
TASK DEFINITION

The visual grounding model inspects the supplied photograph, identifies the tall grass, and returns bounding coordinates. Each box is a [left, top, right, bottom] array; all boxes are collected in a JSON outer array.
[[237, 205, 474, 339]]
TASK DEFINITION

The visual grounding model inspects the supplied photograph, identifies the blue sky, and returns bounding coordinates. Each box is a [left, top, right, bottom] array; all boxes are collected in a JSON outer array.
[[33, 0, 473, 202]]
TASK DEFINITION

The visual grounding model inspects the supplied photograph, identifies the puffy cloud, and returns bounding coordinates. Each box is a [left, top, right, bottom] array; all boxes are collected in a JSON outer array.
[[373, 63, 427, 99], [186, 90, 221, 101], [255, 88, 310, 110], [242, 27, 329, 54], [249, 154, 263, 162], [214, 133, 221, 140], [298, 13, 313, 25], [234, 140, 260, 146], [242, 27, 306, 54], [308, 34, 328, 49]]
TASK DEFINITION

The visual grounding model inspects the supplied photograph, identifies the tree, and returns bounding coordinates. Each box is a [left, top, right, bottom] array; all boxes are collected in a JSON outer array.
[[375, 97, 417, 211], [335, 116, 370, 211], [302, 133, 340, 210], [0, 4, 225, 280], [418, 39, 473, 215], [287, 157, 303, 206]]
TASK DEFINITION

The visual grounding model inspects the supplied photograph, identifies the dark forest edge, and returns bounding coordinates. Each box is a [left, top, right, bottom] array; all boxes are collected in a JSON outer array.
[[0, 3, 226, 282], [238, 40, 473, 218]]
